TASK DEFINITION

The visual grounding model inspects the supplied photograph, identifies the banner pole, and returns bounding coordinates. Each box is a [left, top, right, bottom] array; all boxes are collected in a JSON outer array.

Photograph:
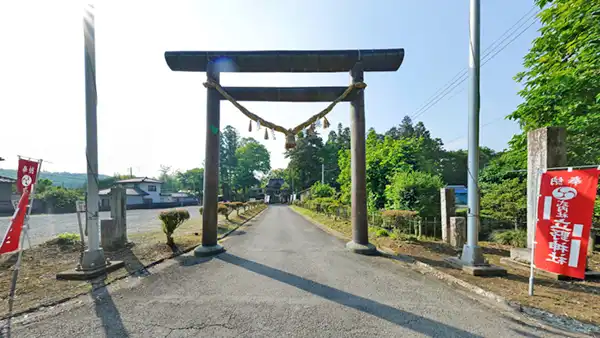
[[528, 168, 544, 296], [5, 159, 42, 329]]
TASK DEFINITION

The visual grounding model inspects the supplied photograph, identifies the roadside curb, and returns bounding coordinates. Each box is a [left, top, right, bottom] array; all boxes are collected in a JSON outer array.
[[1, 206, 267, 321], [288, 206, 600, 336]]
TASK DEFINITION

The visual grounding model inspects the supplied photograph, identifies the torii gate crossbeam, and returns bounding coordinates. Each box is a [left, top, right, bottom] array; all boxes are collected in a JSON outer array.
[[164, 49, 405, 257]]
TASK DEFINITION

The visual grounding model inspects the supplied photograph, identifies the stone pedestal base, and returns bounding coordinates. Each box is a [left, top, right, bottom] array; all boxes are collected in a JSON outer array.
[[510, 247, 532, 263], [56, 260, 124, 281], [445, 257, 507, 277], [345, 241, 378, 256], [194, 244, 225, 257]]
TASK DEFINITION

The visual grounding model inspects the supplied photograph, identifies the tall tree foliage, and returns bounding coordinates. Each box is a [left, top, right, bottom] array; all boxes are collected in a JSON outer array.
[[233, 138, 271, 197], [285, 131, 325, 191], [220, 126, 240, 200], [176, 168, 204, 198], [507, 0, 600, 165], [337, 118, 446, 210]]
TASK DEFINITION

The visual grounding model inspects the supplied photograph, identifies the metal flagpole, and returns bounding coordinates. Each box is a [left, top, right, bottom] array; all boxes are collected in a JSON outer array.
[[460, 0, 486, 266], [528, 168, 544, 296]]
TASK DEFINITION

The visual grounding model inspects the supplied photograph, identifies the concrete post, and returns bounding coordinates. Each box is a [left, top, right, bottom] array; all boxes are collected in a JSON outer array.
[[440, 188, 456, 243], [526, 127, 567, 248], [346, 62, 376, 255], [195, 62, 225, 257], [80, 4, 106, 271]]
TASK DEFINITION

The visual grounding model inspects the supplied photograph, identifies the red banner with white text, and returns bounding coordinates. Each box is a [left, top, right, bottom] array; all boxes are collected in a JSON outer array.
[[17, 159, 39, 193], [534, 169, 599, 279], [0, 191, 30, 254]]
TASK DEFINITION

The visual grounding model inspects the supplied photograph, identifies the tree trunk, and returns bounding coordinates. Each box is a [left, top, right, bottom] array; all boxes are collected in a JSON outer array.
[[166, 233, 174, 247]]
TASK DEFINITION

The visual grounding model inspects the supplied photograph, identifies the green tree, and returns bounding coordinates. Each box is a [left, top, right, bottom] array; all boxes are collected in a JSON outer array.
[[233, 138, 271, 198], [285, 131, 324, 191], [309, 182, 336, 198], [384, 171, 444, 217], [220, 125, 240, 200], [39, 186, 84, 212], [507, 0, 600, 165], [439, 147, 499, 186], [176, 168, 204, 198], [480, 178, 527, 229], [158, 165, 181, 193], [35, 178, 53, 195]]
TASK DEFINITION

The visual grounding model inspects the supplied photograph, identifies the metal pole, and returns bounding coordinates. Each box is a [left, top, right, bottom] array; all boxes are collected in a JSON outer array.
[[461, 0, 486, 266], [528, 169, 544, 296], [346, 62, 375, 254], [321, 163, 325, 184], [195, 61, 225, 257], [81, 4, 106, 270]]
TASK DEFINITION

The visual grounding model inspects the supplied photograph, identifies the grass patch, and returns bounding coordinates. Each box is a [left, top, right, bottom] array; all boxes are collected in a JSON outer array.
[[292, 205, 600, 327], [0, 205, 266, 318]]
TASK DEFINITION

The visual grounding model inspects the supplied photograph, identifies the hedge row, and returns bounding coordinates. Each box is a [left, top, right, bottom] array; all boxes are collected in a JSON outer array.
[[199, 200, 266, 219], [293, 198, 421, 233]]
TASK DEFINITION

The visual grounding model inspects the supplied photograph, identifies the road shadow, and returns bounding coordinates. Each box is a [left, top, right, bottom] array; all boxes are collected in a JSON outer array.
[[109, 247, 150, 277], [217, 252, 484, 337], [226, 230, 247, 237], [90, 278, 129, 337], [175, 254, 215, 267]]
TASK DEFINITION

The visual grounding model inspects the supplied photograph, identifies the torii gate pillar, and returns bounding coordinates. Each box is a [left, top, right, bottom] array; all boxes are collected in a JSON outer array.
[[346, 63, 376, 254]]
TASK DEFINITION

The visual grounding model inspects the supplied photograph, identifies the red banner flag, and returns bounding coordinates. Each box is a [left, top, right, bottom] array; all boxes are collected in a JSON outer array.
[[0, 191, 30, 254], [534, 169, 599, 279], [17, 159, 39, 193]]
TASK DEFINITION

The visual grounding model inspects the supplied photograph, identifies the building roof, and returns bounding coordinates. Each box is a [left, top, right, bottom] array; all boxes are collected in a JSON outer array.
[[0, 175, 16, 184], [267, 178, 284, 188], [115, 177, 162, 184], [99, 187, 149, 196]]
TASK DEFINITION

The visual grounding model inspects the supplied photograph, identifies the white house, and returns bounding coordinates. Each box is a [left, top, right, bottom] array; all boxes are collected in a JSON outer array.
[[99, 177, 163, 208]]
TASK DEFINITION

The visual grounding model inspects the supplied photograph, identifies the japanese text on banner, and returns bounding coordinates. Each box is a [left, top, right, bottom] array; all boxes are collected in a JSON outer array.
[[534, 169, 599, 279]]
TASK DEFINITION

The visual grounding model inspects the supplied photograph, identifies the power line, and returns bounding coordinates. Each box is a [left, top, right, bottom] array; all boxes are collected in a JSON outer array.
[[409, 6, 539, 120], [444, 116, 506, 146]]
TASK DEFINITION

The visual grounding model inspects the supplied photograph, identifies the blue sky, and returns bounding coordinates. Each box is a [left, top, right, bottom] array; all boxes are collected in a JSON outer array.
[[0, 1, 540, 177]]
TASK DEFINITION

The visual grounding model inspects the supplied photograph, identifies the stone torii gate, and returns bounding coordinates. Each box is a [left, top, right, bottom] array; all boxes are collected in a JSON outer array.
[[164, 49, 405, 256]]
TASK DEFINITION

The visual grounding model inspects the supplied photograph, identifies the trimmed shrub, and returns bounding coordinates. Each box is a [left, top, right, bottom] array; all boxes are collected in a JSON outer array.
[[159, 209, 191, 246], [56, 232, 81, 246], [218, 202, 230, 219], [199, 206, 204, 215], [490, 229, 527, 248], [231, 201, 245, 215], [375, 229, 389, 237]]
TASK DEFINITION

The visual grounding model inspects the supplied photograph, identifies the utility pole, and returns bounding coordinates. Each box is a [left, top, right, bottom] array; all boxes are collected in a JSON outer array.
[[461, 0, 486, 266], [321, 163, 325, 184], [80, 4, 106, 271]]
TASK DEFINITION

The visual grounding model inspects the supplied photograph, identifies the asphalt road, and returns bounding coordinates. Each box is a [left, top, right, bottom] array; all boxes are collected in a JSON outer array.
[[0, 206, 201, 246], [9, 206, 572, 337]]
